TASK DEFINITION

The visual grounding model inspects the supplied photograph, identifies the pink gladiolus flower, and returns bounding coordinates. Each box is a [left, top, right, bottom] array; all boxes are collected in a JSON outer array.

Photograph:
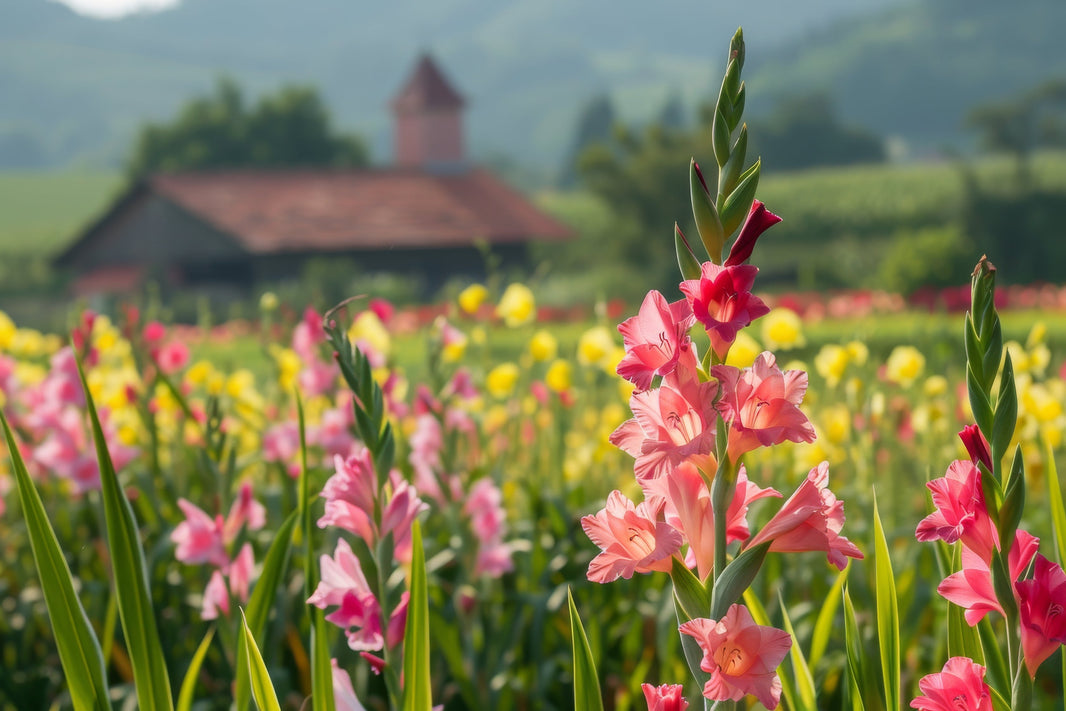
[[381, 473, 429, 563], [263, 421, 301, 476], [154, 341, 190, 375], [662, 462, 779, 581], [331, 659, 368, 711], [293, 307, 325, 360], [409, 414, 445, 501], [582, 490, 682, 583], [312, 405, 357, 460], [201, 570, 230, 620], [610, 362, 719, 485], [909, 657, 992, 711], [747, 462, 862, 570], [318, 449, 379, 543], [309, 538, 388, 651], [916, 460, 998, 563], [465, 477, 507, 541], [641, 683, 688, 711], [616, 290, 697, 391], [938, 529, 1038, 626], [958, 424, 992, 472], [712, 353, 815, 461], [475, 539, 515, 577], [679, 604, 792, 709], [724, 200, 781, 267], [229, 542, 255, 603], [222, 481, 267, 542], [679, 262, 769, 359], [1017, 554, 1066, 677], [172, 499, 229, 567]]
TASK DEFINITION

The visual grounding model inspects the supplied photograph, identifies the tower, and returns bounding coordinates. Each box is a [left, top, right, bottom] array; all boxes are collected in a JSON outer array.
[[390, 54, 466, 172]]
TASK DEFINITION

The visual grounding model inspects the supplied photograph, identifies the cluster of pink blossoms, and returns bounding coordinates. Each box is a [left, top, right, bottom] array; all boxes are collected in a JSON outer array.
[[170, 481, 266, 619], [584, 202, 862, 709], [916, 425, 1066, 683]]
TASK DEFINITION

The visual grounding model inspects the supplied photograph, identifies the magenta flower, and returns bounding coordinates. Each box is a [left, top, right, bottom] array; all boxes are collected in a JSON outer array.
[[747, 462, 862, 570], [679, 262, 769, 359], [641, 683, 688, 711], [229, 542, 255, 604], [958, 424, 992, 472], [910, 657, 992, 711], [724, 200, 782, 267], [171, 481, 265, 567], [916, 460, 998, 563], [712, 352, 815, 462], [318, 449, 380, 543], [616, 290, 697, 391], [1017, 554, 1066, 677], [679, 604, 792, 709], [610, 362, 719, 485], [937, 529, 1038, 626], [582, 490, 682, 583]]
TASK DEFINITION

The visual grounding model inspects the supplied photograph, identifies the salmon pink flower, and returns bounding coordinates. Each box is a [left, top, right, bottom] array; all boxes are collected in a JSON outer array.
[[916, 460, 998, 563], [712, 352, 815, 461], [319, 449, 379, 543], [201, 570, 230, 620], [958, 424, 992, 471], [747, 462, 862, 570], [610, 362, 718, 484], [331, 659, 368, 711], [680, 262, 769, 360], [582, 490, 682, 583], [641, 683, 688, 710], [616, 290, 696, 391], [1017, 554, 1066, 677], [679, 604, 791, 709], [662, 462, 779, 581], [937, 529, 1038, 626], [910, 657, 991, 710]]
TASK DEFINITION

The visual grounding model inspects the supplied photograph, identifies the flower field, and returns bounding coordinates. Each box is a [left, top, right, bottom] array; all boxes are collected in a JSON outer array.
[[6, 29, 1066, 711]]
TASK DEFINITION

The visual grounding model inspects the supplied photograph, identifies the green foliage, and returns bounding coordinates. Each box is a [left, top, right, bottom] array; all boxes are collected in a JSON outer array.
[[126, 78, 368, 178], [568, 590, 605, 711], [748, 92, 885, 172], [877, 225, 971, 294]]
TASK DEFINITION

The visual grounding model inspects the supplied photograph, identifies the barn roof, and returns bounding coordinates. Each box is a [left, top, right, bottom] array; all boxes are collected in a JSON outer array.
[[390, 54, 465, 113], [57, 167, 573, 265]]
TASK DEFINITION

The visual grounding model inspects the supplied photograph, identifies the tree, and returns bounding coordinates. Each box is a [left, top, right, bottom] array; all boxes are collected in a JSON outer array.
[[126, 78, 368, 178], [748, 92, 884, 171], [558, 94, 617, 187]]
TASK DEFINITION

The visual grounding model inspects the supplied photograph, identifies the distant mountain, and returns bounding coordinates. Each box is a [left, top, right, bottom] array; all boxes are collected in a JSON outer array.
[[16, 0, 1063, 172], [1, 0, 906, 172], [746, 0, 1066, 159]]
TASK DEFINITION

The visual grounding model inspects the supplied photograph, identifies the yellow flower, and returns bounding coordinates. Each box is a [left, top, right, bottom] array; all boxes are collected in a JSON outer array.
[[349, 311, 391, 360], [458, 283, 489, 315], [185, 360, 215, 388], [822, 404, 851, 445], [845, 340, 868, 367], [259, 291, 279, 312], [0, 310, 15, 350], [725, 331, 760, 368], [471, 327, 487, 346], [814, 344, 849, 386], [272, 346, 302, 393], [484, 404, 510, 432], [577, 326, 615, 368], [442, 330, 468, 363], [761, 308, 805, 351], [528, 330, 558, 362], [486, 363, 521, 398], [885, 345, 925, 387], [1006, 341, 1030, 374], [923, 375, 949, 398], [1027, 321, 1047, 348], [496, 283, 536, 327], [545, 359, 572, 393]]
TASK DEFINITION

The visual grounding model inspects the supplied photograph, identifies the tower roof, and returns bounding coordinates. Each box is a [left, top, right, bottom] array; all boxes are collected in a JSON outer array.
[[391, 53, 465, 113]]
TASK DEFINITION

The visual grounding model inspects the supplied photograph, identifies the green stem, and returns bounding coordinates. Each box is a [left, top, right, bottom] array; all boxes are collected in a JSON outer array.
[[710, 457, 735, 585]]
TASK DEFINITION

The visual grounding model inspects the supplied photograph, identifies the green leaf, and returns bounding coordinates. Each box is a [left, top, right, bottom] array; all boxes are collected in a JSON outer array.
[[779, 593, 817, 711], [567, 589, 604, 711], [311, 609, 336, 711], [991, 354, 1017, 462], [2, 411, 111, 711], [978, 616, 1009, 699], [712, 107, 731, 167], [236, 508, 299, 711], [675, 596, 711, 691], [79, 360, 174, 711], [710, 542, 769, 619], [809, 564, 849, 670], [998, 446, 1025, 547], [177, 627, 216, 711], [689, 159, 724, 263], [719, 125, 748, 200], [946, 546, 983, 663], [967, 368, 995, 440], [674, 223, 703, 281], [720, 159, 760, 237], [873, 495, 899, 711], [670, 557, 710, 621], [402, 520, 433, 711], [240, 610, 282, 711], [842, 586, 866, 711], [1046, 439, 1066, 566]]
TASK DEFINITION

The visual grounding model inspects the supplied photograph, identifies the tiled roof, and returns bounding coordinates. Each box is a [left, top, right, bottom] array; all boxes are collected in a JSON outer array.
[[150, 167, 572, 253], [391, 54, 465, 112]]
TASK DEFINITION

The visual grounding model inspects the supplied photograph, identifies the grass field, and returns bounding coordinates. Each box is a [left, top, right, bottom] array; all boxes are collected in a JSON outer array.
[[0, 170, 122, 256]]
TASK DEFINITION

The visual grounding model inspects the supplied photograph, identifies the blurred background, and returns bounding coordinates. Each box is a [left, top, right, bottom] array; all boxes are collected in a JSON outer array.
[[3, 0, 1066, 326]]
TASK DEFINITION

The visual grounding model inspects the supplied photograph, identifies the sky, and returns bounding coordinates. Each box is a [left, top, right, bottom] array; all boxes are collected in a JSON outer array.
[[51, 0, 178, 19]]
